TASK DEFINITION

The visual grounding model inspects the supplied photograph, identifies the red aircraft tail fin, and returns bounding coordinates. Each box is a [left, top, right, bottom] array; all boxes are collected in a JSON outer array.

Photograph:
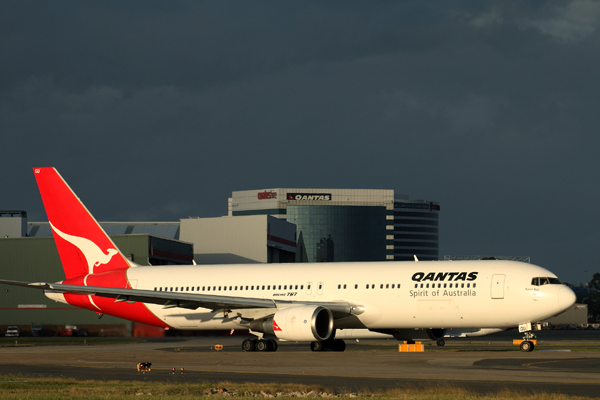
[[33, 167, 130, 279]]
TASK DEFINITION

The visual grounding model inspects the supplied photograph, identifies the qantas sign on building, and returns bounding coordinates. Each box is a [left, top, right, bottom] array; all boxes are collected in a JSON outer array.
[[287, 193, 332, 201]]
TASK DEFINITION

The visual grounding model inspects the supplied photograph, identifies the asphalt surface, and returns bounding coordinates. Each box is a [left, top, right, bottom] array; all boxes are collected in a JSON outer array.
[[0, 330, 599, 397]]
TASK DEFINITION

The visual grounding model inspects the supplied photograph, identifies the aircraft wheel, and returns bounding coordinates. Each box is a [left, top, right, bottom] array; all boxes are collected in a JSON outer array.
[[437, 339, 445, 347], [256, 339, 270, 352], [310, 341, 325, 351], [242, 338, 256, 352], [333, 339, 346, 352], [268, 339, 278, 352], [520, 340, 534, 352]]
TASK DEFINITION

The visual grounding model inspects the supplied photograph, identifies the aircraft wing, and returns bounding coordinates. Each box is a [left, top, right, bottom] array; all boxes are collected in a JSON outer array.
[[0, 279, 275, 310], [0, 279, 360, 316]]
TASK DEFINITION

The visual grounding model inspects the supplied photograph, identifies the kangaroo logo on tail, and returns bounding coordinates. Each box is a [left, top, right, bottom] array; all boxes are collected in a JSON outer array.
[[49, 221, 119, 275]]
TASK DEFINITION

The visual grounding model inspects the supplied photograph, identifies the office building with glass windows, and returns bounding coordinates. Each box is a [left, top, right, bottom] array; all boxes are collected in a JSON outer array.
[[393, 198, 440, 261], [229, 189, 439, 263]]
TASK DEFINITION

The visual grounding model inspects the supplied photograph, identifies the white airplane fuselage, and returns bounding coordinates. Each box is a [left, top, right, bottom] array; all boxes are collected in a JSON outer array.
[[51, 259, 573, 331]]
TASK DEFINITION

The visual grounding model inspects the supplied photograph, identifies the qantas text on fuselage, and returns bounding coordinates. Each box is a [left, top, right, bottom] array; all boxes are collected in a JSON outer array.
[[412, 272, 478, 282]]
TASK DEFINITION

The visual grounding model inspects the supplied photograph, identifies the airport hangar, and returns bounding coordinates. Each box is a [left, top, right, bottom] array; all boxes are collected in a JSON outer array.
[[0, 190, 439, 336]]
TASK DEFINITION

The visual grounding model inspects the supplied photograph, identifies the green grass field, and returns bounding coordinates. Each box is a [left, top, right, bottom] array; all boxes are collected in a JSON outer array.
[[0, 376, 589, 400]]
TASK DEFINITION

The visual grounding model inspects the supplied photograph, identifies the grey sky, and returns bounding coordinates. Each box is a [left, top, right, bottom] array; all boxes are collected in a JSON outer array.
[[2, 1, 599, 283]]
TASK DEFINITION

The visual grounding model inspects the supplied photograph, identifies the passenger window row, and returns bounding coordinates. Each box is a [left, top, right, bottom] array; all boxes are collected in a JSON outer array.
[[337, 284, 402, 289], [153, 284, 308, 292], [414, 283, 476, 289], [152, 282, 405, 292], [360, 284, 401, 289]]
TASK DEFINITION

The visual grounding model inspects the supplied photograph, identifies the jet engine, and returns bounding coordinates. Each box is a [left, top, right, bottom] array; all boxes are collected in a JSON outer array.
[[250, 305, 334, 342]]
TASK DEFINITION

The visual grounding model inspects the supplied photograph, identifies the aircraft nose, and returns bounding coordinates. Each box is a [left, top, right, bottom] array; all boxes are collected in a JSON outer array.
[[558, 286, 576, 312]]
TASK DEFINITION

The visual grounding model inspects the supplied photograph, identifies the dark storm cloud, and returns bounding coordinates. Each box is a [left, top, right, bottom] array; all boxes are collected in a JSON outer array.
[[1, 1, 599, 282]]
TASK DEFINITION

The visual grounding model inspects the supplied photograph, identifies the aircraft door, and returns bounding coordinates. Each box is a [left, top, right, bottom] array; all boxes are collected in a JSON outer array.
[[491, 274, 505, 299], [317, 282, 324, 295]]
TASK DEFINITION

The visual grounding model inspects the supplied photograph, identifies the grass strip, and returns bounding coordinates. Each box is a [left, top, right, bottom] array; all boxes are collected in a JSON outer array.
[[0, 376, 590, 400]]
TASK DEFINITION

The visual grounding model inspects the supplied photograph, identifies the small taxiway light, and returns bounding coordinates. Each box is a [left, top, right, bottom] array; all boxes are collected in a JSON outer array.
[[136, 362, 152, 373]]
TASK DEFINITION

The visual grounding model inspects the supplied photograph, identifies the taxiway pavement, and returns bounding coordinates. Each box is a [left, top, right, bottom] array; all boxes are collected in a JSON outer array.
[[0, 331, 599, 397]]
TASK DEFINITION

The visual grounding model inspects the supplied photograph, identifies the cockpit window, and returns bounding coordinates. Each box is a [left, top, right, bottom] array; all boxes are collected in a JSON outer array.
[[531, 277, 562, 286]]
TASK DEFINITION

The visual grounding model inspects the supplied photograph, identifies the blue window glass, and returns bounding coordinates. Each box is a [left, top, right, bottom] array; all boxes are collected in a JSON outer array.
[[287, 205, 387, 263]]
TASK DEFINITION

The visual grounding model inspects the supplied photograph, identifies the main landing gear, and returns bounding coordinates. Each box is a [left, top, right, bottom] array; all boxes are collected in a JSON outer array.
[[241, 337, 347, 352], [241, 338, 278, 352], [310, 338, 346, 352]]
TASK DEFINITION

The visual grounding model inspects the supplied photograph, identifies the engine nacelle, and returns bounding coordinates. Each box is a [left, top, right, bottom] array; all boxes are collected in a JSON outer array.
[[250, 305, 334, 342]]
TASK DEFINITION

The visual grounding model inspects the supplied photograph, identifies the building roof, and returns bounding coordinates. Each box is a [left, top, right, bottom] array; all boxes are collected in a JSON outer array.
[[28, 222, 181, 240]]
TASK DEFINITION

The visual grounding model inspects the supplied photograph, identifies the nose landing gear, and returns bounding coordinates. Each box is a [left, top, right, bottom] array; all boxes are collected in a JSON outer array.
[[520, 339, 534, 352], [518, 322, 541, 352]]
